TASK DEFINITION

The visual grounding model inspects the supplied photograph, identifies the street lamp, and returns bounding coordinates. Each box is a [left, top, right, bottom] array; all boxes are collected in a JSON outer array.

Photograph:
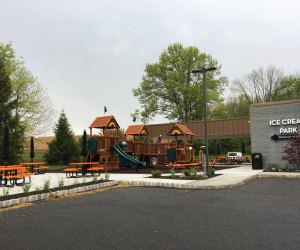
[[192, 67, 217, 176]]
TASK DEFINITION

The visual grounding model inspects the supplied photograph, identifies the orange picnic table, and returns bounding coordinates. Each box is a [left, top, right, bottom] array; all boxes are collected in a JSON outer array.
[[0, 165, 32, 187], [65, 162, 104, 177], [20, 162, 48, 174]]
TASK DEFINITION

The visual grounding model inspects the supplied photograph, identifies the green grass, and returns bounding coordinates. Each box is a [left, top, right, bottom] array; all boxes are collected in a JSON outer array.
[[48, 165, 68, 171], [21, 151, 67, 171], [21, 151, 46, 162]]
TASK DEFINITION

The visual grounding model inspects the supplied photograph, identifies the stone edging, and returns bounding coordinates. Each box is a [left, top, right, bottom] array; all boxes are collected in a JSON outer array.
[[257, 172, 300, 179], [1, 172, 299, 209], [119, 174, 260, 190], [0, 180, 119, 209]]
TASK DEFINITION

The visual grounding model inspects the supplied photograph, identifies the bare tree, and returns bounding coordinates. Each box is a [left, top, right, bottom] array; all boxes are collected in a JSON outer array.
[[232, 65, 284, 104]]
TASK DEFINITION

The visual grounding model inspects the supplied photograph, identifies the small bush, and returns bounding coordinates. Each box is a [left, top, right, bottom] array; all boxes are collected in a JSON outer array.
[[22, 183, 32, 193], [182, 169, 191, 177], [58, 177, 65, 189], [208, 167, 215, 176], [2, 187, 10, 196], [266, 162, 280, 171], [105, 171, 110, 181], [170, 168, 176, 177], [93, 176, 98, 182], [190, 168, 198, 177], [151, 170, 162, 178], [42, 178, 51, 191]]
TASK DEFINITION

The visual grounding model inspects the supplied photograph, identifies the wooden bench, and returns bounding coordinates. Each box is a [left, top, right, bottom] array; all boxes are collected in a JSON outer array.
[[87, 166, 105, 176], [63, 168, 80, 178], [33, 166, 49, 174]]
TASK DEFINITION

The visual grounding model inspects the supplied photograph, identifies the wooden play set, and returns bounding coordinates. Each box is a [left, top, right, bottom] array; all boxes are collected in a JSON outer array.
[[84, 116, 198, 171]]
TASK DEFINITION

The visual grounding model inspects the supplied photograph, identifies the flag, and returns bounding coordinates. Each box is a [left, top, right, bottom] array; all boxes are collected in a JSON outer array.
[[104, 106, 107, 114]]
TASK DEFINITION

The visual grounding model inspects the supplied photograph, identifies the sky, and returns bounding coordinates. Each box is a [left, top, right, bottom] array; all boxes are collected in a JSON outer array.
[[1, 0, 300, 135]]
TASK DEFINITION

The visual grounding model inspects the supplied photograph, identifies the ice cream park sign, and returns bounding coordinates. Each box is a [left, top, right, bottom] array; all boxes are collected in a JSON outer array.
[[269, 118, 300, 140]]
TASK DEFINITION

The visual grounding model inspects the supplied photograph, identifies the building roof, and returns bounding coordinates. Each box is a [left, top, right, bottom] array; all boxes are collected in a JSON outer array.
[[124, 125, 149, 135], [167, 123, 194, 136], [251, 99, 300, 107], [89, 116, 120, 129]]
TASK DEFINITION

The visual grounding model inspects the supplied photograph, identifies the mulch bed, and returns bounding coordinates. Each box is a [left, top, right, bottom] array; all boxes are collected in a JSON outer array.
[[0, 180, 112, 201], [148, 174, 222, 180]]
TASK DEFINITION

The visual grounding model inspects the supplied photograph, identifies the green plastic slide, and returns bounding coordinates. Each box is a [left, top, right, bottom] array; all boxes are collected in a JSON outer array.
[[111, 146, 146, 169]]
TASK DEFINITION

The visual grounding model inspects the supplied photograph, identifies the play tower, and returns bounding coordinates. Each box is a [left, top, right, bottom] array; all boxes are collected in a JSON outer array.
[[87, 116, 120, 171]]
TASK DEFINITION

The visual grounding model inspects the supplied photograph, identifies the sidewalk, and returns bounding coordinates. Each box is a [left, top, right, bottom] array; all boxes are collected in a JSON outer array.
[[1, 166, 299, 208]]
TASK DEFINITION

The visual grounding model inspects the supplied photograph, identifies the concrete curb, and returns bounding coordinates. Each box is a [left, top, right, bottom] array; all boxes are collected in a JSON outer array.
[[0, 180, 119, 209], [118, 173, 261, 190], [1, 172, 299, 209], [257, 172, 300, 179]]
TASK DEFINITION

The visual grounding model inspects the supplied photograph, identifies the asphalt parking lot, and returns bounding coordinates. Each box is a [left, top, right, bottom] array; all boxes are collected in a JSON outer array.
[[0, 178, 299, 250]]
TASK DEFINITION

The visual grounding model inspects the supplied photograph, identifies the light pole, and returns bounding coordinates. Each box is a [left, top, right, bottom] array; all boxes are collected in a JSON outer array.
[[192, 67, 217, 176]]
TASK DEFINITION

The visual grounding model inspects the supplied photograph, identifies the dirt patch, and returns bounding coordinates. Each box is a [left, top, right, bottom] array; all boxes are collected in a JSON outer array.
[[0, 202, 32, 213]]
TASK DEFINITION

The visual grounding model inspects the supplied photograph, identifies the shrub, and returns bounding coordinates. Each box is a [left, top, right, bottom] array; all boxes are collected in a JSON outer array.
[[22, 183, 32, 193], [282, 136, 300, 168], [42, 178, 51, 191], [208, 167, 215, 176], [58, 177, 65, 189], [266, 162, 280, 171], [190, 168, 198, 177], [182, 169, 191, 177], [151, 170, 162, 178], [93, 176, 98, 182], [2, 187, 9, 196], [105, 171, 110, 181], [170, 168, 176, 177]]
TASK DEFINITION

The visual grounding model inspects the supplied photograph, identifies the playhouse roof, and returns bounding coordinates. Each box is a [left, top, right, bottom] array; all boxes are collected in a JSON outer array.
[[124, 124, 149, 135], [167, 123, 194, 136], [89, 115, 120, 129]]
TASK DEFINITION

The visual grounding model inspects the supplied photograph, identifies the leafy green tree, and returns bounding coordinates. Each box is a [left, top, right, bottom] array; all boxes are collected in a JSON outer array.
[[0, 43, 55, 136], [133, 43, 228, 123], [0, 43, 24, 164], [209, 138, 251, 155], [273, 74, 300, 101], [45, 111, 80, 164], [0, 42, 55, 163], [210, 95, 250, 121]]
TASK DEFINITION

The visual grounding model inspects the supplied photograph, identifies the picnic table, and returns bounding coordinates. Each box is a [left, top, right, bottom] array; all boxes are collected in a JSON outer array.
[[20, 162, 48, 174], [0, 165, 32, 187], [64, 162, 104, 177], [166, 162, 202, 169]]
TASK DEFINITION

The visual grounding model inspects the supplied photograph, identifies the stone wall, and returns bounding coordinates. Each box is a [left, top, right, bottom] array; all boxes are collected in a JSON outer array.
[[250, 100, 300, 169]]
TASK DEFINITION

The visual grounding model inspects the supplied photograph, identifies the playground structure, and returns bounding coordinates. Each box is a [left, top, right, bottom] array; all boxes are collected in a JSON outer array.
[[86, 116, 121, 171], [85, 116, 197, 170]]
